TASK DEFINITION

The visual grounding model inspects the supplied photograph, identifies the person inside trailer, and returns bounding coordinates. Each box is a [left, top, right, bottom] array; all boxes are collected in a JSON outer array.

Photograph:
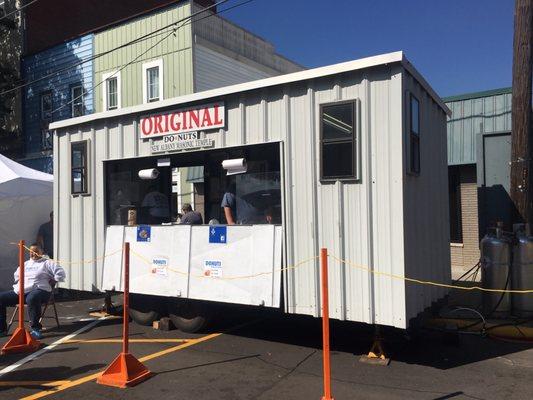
[[0, 243, 65, 339], [141, 184, 170, 224], [221, 180, 263, 225], [109, 189, 132, 225], [179, 203, 203, 225]]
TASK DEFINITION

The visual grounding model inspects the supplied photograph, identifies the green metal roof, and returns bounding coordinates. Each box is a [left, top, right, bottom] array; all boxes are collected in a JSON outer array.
[[443, 87, 511, 103], [445, 88, 512, 166]]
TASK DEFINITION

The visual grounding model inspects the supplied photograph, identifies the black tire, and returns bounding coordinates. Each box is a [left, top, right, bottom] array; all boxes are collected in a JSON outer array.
[[167, 300, 208, 333], [129, 294, 162, 326]]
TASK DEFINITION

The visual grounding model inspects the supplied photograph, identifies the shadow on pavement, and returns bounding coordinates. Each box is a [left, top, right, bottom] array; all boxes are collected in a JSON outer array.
[[203, 304, 533, 370]]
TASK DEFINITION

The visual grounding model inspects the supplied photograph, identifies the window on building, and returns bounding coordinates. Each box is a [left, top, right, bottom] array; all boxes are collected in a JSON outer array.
[[409, 94, 420, 174], [41, 129, 52, 151], [71, 85, 84, 117], [71, 141, 89, 195], [41, 91, 52, 121], [106, 77, 118, 110], [142, 59, 163, 104], [147, 67, 159, 102], [320, 101, 358, 181], [449, 166, 462, 243]]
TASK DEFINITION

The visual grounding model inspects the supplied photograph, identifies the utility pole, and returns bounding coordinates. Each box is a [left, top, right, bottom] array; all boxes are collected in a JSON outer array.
[[510, 0, 533, 224]]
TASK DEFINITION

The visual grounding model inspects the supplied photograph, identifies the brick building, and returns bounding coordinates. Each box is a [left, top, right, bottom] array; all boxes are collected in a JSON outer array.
[[445, 88, 513, 279]]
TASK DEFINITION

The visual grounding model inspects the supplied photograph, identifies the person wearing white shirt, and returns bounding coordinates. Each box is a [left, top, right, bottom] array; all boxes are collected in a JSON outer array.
[[0, 243, 66, 339]]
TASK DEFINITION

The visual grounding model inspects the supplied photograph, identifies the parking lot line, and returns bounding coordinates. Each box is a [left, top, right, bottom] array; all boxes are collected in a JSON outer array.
[[0, 317, 107, 379], [0, 380, 70, 387], [19, 332, 223, 400], [63, 338, 190, 344]]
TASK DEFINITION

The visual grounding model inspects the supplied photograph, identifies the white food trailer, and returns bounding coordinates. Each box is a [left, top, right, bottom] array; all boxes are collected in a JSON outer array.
[[50, 51, 451, 332]]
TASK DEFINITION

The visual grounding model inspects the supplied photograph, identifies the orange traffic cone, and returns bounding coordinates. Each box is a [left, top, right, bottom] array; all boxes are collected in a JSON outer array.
[[1, 241, 41, 355], [97, 243, 151, 388], [96, 352, 151, 388], [1, 327, 40, 355]]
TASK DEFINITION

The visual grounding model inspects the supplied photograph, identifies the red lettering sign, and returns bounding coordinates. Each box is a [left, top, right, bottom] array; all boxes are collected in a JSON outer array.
[[139, 103, 225, 140]]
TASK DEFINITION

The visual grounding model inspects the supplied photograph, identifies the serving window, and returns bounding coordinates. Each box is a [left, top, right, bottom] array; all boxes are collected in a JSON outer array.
[[104, 142, 282, 226]]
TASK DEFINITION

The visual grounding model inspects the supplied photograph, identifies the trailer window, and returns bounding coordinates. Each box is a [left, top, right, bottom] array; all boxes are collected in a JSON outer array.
[[71, 141, 88, 194], [320, 101, 357, 181], [409, 94, 420, 174]]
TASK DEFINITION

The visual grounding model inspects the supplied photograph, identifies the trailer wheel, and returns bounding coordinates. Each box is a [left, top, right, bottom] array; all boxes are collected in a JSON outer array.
[[129, 294, 162, 326], [168, 300, 208, 333]]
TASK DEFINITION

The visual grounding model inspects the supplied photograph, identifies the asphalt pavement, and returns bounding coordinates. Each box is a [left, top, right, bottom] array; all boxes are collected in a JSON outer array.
[[0, 294, 532, 400]]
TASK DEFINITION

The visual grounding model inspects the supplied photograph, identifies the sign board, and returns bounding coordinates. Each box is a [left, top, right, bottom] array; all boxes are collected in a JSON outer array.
[[204, 260, 222, 277], [151, 256, 169, 276], [136, 225, 151, 242], [209, 226, 227, 244], [150, 133, 214, 154], [140, 102, 225, 140]]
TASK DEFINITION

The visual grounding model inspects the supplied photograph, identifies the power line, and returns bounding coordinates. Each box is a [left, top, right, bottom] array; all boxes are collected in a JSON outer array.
[[49, 0, 256, 118], [0, 0, 231, 97], [0, 0, 38, 21]]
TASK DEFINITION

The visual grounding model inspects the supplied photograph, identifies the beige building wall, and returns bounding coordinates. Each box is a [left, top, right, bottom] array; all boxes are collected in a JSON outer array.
[[450, 165, 480, 280]]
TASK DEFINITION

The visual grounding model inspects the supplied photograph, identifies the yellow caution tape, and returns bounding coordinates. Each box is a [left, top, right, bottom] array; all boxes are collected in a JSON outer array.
[[330, 255, 533, 294], [10, 241, 533, 293], [130, 248, 318, 280]]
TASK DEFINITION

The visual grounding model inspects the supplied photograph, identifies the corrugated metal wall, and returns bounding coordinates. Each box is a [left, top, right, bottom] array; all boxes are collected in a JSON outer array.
[[403, 73, 451, 322], [445, 88, 512, 165], [194, 44, 271, 92], [93, 2, 193, 111], [54, 64, 448, 329], [22, 34, 94, 155]]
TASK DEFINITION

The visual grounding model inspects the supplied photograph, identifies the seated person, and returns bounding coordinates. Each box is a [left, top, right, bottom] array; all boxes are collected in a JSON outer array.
[[0, 243, 66, 339], [179, 203, 203, 225]]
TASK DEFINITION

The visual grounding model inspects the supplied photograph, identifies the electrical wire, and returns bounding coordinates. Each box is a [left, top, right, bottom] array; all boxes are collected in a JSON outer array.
[[48, 0, 256, 117], [0, 0, 38, 22], [455, 260, 481, 282], [0, 0, 232, 97]]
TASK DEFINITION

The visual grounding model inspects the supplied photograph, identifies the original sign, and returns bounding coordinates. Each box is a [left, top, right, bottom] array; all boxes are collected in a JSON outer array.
[[140, 102, 225, 140], [150, 132, 214, 154], [204, 260, 222, 277]]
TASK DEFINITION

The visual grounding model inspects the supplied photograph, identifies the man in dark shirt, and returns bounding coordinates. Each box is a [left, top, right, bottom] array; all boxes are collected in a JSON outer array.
[[179, 203, 203, 225], [37, 211, 53, 258], [220, 183, 262, 225]]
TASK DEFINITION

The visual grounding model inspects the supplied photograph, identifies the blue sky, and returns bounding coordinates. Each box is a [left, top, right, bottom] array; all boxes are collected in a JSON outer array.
[[224, 0, 514, 97]]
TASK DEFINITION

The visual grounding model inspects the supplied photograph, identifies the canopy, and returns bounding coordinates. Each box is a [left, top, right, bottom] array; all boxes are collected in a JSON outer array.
[[0, 154, 53, 290]]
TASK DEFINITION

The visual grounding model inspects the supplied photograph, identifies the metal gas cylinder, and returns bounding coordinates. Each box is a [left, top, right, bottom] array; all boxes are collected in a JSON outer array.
[[480, 225, 512, 316], [512, 226, 533, 317]]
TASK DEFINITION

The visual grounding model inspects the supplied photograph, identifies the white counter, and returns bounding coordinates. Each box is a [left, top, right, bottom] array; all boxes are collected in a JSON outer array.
[[103, 224, 282, 307]]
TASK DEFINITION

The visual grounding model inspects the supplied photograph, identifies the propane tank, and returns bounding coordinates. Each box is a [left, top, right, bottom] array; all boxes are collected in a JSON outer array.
[[480, 224, 512, 316]]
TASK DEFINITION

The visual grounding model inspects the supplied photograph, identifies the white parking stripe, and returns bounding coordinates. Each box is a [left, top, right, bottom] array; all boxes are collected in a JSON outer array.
[[0, 317, 107, 379]]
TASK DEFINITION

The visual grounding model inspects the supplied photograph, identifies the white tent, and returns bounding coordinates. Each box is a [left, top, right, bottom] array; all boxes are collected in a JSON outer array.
[[0, 154, 53, 290]]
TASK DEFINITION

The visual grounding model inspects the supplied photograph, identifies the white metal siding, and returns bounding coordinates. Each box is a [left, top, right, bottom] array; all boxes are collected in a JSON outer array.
[[402, 72, 451, 323], [54, 61, 448, 329], [194, 45, 271, 92]]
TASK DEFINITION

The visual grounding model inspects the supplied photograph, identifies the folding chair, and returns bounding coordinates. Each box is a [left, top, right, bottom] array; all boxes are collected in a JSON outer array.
[[7, 283, 60, 333]]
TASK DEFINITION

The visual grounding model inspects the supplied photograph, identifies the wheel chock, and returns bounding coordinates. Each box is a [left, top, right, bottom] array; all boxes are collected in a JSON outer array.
[[359, 337, 390, 366], [1, 327, 41, 355], [97, 352, 152, 388]]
